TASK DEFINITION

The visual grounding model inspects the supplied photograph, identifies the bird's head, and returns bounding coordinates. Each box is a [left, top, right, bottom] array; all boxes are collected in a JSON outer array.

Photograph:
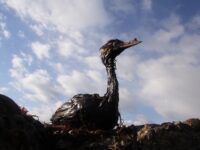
[[100, 38, 142, 67]]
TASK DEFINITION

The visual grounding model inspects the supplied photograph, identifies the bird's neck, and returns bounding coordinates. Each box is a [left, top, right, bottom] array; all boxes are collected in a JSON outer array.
[[105, 62, 119, 105]]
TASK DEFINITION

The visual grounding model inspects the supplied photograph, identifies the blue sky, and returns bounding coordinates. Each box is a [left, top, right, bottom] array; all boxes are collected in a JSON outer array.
[[0, 0, 200, 124]]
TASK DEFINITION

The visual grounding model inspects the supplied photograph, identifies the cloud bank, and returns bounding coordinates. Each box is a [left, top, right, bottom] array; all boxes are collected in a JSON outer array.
[[1, 0, 200, 124]]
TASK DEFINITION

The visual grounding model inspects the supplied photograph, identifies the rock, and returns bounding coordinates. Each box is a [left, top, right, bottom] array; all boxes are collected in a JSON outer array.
[[183, 118, 200, 130], [137, 124, 157, 141], [0, 95, 51, 150], [136, 120, 200, 150], [1, 95, 200, 150]]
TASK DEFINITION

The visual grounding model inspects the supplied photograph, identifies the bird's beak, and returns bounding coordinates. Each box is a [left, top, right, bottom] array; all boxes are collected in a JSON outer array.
[[120, 38, 142, 50]]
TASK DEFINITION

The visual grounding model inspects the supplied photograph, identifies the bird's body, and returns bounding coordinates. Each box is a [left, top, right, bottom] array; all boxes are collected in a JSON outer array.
[[51, 38, 141, 130], [52, 94, 118, 129]]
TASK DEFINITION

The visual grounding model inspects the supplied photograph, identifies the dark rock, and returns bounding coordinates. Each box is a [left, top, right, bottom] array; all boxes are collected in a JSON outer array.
[[1, 94, 200, 150], [0, 94, 51, 150]]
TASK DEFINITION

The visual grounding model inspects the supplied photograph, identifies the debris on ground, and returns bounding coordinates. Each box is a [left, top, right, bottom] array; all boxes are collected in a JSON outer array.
[[0, 101, 200, 150], [47, 118, 200, 150], [1, 111, 200, 150]]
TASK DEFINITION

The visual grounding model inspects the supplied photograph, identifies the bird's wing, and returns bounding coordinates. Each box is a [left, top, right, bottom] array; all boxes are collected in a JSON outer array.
[[51, 94, 86, 123], [51, 94, 101, 124]]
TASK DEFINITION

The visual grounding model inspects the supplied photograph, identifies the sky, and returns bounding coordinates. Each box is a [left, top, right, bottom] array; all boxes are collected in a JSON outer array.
[[0, 0, 200, 125]]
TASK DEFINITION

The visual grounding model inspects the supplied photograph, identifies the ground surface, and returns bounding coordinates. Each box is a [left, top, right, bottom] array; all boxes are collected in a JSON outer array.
[[0, 111, 200, 150], [0, 95, 200, 150]]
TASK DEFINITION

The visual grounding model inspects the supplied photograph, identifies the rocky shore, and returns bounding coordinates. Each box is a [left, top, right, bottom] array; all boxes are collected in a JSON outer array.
[[0, 112, 200, 150]]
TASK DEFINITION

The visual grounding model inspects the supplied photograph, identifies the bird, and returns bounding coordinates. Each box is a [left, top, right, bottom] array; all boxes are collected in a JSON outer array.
[[51, 38, 142, 130]]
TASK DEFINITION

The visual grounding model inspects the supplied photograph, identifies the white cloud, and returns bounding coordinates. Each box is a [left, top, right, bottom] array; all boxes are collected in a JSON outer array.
[[21, 69, 60, 102], [3, 0, 200, 124], [18, 30, 25, 38], [0, 13, 11, 39], [2, 29, 10, 38], [31, 41, 50, 59], [57, 71, 89, 96], [28, 101, 63, 122], [119, 87, 137, 111], [57, 39, 86, 58], [137, 15, 200, 121], [138, 55, 200, 120], [87, 70, 106, 92], [10, 53, 60, 102], [107, 13, 200, 123], [118, 54, 139, 81], [125, 114, 149, 125], [68, 31, 84, 45], [111, 0, 135, 14], [143, 14, 185, 53], [2, 0, 110, 33], [10, 54, 29, 79], [187, 15, 200, 31], [142, 0, 152, 11], [49, 62, 65, 74], [84, 56, 104, 71], [30, 24, 44, 36], [12, 54, 24, 68], [57, 70, 106, 97], [0, 87, 8, 93]]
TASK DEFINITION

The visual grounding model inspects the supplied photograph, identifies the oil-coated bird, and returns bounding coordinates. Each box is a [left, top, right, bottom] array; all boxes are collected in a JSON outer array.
[[51, 38, 142, 130]]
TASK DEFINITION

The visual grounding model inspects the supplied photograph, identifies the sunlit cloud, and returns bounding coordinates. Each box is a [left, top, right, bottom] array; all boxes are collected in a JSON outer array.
[[31, 41, 51, 60]]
